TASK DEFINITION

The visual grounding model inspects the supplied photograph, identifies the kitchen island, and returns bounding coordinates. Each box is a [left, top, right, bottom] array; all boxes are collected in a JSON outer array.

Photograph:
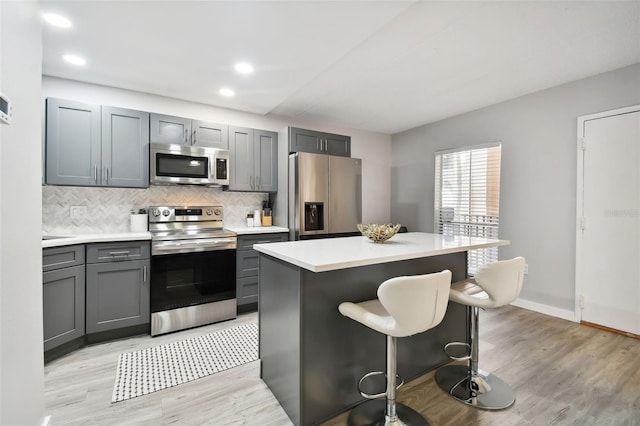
[[254, 232, 508, 426]]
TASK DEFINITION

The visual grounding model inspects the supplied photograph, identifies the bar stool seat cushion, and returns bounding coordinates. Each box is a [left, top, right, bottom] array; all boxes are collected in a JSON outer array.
[[448, 257, 525, 309], [338, 270, 451, 337]]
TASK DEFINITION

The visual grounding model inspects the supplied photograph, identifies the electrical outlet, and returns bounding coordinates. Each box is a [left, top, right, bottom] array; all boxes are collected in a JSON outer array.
[[524, 264, 529, 274], [70, 206, 87, 219]]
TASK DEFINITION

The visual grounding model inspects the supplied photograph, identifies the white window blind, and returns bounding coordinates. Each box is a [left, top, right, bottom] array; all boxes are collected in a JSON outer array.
[[434, 143, 502, 275]]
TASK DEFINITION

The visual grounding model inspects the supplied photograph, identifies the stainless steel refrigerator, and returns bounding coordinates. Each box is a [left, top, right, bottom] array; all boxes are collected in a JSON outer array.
[[289, 152, 362, 240]]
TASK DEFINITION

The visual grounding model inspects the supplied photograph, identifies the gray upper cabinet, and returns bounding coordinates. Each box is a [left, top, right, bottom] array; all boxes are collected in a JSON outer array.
[[149, 113, 192, 145], [150, 113, 228, 149], [102, 106, 149, 188], [46, 98, 101, 186], [45, 98, 149, 188], [228, 126, 278, 192], [193, 120, 228, 149], [288, 127, 351, 157], [324, 133, 351, 157]]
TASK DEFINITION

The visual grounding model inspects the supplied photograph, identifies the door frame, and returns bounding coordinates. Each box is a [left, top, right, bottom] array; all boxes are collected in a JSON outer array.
[[575, 104, 640, 322]]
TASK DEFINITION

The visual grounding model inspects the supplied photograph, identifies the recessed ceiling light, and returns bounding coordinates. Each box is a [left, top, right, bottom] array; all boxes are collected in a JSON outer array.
[[234, 62, 254, 75], [219, 88, 235, 97], [63, 54, 87, 66], [43, 12, 72, 28]]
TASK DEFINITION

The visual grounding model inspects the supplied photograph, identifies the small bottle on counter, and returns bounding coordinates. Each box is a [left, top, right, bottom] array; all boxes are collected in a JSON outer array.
[[247, 213, 254, 227]]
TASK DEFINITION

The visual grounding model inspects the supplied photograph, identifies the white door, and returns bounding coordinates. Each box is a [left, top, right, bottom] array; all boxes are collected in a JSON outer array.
[[577, 106, 640, 335]]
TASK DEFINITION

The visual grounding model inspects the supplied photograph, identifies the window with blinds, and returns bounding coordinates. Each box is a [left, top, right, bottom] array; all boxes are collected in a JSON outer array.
[[434, 143, 502, 275]]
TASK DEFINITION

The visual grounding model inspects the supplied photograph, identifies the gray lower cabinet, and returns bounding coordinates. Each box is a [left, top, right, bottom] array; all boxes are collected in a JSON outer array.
[[46, 98, 149, 188], [85, 242, 150, 333], [228, 126, 278, 192], [288, 126, 351, 157], [42, 245, 86, 352], [150, 113, 228, 149], [236, 233, 287, 307]]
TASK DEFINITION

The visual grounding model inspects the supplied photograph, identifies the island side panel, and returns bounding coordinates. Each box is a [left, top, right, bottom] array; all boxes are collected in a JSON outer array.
[[259, 254, 303, 426], [300, 252, 467, 426]]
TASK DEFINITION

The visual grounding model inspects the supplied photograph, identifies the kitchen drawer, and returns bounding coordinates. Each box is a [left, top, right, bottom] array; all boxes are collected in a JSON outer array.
[[86, 241, 150, 263], [237, 233, 288, 251], [43, 245, 85, 272], [237, 249, 260, 278], [237, 276, 258, 305]]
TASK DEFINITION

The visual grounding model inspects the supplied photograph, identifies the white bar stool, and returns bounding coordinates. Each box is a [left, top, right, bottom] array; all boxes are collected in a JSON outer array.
[[435, 257, 526, 410], [338, 270, 452, 426]]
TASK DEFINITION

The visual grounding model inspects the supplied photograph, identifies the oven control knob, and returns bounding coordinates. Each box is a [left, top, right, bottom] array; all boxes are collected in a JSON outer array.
[[162, 209, 170, 217], [151, 208, 161, 217], [206, 209, 213, 216], [214, 208, 222, 216]]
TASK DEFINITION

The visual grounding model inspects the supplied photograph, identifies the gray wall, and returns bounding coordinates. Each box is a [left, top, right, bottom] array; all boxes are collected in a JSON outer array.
[[391, 63, 640, 313]]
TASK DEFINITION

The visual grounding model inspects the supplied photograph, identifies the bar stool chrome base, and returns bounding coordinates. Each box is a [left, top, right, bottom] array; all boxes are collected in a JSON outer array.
[[435, 364, 515, 410], [347, 399, 430, 426]]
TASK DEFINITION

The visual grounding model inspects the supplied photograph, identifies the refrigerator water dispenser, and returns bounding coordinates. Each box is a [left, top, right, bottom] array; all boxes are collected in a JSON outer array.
[[304, 203, 324, 231]]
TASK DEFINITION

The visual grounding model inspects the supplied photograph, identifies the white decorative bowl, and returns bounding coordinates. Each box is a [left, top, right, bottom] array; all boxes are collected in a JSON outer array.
[[357, 223, 402, 243]]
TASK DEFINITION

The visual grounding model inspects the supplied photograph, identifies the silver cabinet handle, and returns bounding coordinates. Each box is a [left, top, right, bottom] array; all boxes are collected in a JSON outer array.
[[143, 265, 147, 283], [250, 176, 254, 189], [105, 166, 109, 184], [94, 164, 98, 184], [184, 128, 188, 144], [109, 250, 130, 258], [325, 139, 328, 151], [256, 176, 260, 189], [192, 129, 196, 145]]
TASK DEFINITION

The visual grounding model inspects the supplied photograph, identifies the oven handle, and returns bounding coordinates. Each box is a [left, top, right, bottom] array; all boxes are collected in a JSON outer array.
[[151, 238, 237, 255]]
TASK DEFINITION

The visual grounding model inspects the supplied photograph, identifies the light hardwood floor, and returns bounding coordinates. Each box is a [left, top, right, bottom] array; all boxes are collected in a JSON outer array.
[[45, 306, 640, 425]]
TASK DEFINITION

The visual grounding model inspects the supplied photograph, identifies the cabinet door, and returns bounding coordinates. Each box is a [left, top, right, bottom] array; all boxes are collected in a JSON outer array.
[[46, 98, 101, 186], [193, 120, 228, 149], [324, 133, 351, 157], [254, 130, 278, 192], [43, 265, 85, 351], [150, 113, 191, 145], [288, 127, 323, 154], [228, 126, 255, 191], [86, 260, 150, 333], [102, 107, 149, 188]]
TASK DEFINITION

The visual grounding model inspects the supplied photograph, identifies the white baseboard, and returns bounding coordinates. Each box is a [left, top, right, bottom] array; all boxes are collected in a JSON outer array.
[[42, 415, 51, 426], [510, 298, 578, 322]]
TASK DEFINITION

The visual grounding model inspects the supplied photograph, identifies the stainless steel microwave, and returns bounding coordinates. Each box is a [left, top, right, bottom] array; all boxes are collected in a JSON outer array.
[[150, 143, 229, 186]]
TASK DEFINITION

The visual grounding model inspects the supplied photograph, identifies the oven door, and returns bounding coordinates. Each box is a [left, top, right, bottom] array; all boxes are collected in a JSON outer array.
[[150, 249, 236, 313]]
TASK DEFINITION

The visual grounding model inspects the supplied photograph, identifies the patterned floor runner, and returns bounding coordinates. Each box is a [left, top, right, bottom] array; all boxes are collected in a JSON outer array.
[[112, 322, 258, 402]]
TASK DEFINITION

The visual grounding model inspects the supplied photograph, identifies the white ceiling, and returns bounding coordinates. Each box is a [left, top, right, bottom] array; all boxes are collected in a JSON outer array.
[[41, 1, 640, 134]]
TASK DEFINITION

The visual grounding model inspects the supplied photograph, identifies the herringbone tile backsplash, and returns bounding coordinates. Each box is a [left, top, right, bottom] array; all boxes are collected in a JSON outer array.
[[43, 185, 269, 234]]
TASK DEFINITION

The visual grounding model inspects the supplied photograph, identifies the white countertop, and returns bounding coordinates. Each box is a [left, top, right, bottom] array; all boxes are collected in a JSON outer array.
[[254, 232, 509, 272], [42, 232, 152, 249], [42, 226, 289, 248], [224, 226, 289, 235]]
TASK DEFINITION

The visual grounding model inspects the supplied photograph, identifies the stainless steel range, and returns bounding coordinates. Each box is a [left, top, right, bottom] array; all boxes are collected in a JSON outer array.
[[149, 205, 237, 336]]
